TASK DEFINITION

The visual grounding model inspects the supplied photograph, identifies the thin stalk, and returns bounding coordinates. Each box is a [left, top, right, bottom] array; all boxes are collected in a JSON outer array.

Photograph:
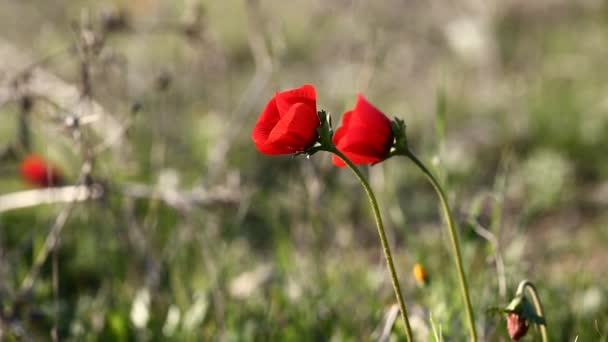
[[330, 147, 414, 342], [403, 150, 477, 341], [516, 280, 548, 342]]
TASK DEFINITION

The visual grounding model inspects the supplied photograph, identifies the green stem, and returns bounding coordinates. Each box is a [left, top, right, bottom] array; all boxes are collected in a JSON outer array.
[[331, 147, 414, 342], [516, 280, 548, 342], [403, 150, 477, 341]]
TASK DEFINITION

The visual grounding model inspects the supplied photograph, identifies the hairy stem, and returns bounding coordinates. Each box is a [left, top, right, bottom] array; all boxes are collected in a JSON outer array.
[[403, 150, 477, 341], [331, 147, 414, 342], [516, 280, 548, 342]]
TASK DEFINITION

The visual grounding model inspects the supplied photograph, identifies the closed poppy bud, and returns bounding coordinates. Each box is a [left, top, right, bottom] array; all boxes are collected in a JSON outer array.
[[413, 263, 428, 285], [252, 84, 319, 155], [506, 312, 529, 341], [332, 94, 393, 167], [20, 154, 64, 187], [503, 281, 546, 341]]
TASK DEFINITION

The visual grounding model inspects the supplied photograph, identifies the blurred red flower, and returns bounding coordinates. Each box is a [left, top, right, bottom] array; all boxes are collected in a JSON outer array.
[[252, 84, 319, 155], [20, 154, 64, 187], [332, 94, 393, 167]]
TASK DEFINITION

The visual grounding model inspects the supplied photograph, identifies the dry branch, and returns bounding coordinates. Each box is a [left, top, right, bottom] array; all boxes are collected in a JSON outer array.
[[0, 182, 240, 214], [0, 38, 123, 143], [120, 183, 241, 211], [0, 185, 103, 213]]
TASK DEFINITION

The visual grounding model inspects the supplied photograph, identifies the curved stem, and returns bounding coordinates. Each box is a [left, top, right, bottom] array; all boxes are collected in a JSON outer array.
[[403, 150, 477, 341], [330, 147, 414, 342], [516, 280, 548, 342]]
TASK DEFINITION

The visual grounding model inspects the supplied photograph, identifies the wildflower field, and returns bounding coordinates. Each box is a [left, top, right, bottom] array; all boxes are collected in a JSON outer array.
[[0, 1, 607, 340]]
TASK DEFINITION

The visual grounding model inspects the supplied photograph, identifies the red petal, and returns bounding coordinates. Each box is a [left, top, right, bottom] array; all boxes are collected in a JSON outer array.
[[332, 111, 352, 146], [252, 97, 281, 153], [332, 154, 347, 167], [267, 102, 319, 151], [332, 136, 390, 166], [275, 84, 316, 116], [254, 141, 296, 155], [350, 94, 391, 135], [339, 129, 391, 154], [333, 151, 384, 166]]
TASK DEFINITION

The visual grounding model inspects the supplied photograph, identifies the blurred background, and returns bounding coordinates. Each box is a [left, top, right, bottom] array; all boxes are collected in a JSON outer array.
[[0, 0, 607, 340]]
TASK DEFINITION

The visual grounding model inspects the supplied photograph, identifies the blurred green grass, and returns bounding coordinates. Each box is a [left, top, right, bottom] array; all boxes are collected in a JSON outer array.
[[0, 0, 607, 340]]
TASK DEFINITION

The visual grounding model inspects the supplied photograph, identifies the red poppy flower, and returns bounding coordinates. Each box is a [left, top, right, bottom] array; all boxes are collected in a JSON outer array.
[[332, 94, 393, 167], [252, 84, 319, 155], [20, 154, 64, 187]]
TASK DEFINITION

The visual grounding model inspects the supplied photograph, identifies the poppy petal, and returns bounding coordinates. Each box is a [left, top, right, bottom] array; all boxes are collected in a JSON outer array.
[[254, 141, 296, 155], [351, 94, 391, 135], [275, 84, 316, 116], [268, 102, 319, 151], [332, 151, 383, 167], [252, 97, 281, 150], [331, 111, 352, 146], [337, 127, 391, 155]]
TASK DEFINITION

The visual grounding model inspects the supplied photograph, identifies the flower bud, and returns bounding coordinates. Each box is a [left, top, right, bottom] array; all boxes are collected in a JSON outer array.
[[503, 281, 545, 341], [506, 312, 529, 341]]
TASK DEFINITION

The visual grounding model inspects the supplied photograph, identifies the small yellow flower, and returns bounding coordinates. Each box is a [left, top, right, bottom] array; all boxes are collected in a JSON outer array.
[[413, 263, 428, 285]]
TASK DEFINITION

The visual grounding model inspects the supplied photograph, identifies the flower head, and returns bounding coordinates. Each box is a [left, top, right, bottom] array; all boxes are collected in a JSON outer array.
[[252, 84, 319, 155], [20, 154, 64, 187], [332, 94, 393, 167]]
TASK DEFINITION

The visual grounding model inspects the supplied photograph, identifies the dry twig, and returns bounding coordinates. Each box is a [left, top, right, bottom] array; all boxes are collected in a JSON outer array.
[[0, 185, 103, 213], [0, 38, 123, 145]]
